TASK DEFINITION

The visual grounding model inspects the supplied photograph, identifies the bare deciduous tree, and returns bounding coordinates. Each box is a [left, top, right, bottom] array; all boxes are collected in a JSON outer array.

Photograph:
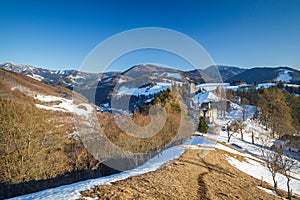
[[226, 121, 234, 143], [278, 149, 298, 199], [261, 139, 298, 199], [262, 147, 281, 193], [231, 119, 245, 141]]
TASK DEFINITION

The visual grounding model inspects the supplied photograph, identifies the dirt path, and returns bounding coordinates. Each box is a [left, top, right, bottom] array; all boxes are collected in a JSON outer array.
[[80, 147, 290, 200]]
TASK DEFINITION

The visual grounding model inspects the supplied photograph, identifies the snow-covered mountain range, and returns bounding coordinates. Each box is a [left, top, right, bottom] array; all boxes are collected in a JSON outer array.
[[0, 62, 118, 89], [226, 66, 300, 84], [1, 62, 300, 108], [2, 62, 300, 86]]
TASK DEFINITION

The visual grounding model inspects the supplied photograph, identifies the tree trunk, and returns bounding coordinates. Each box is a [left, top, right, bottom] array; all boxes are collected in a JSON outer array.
[[287, 177, 291, 200], [227, 131, 231, 143], [272, 174, 278, 194], [241, 131, 243, 141], [272, 123, 276, 138]]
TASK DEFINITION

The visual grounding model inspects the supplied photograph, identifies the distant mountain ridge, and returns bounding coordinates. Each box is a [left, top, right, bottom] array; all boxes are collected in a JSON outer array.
[[207, 65, 247, 81], [188, 65, 247, 83], [1, 62, 300, 94], [0, 67, 79, 102], [0, 62, 248, 86], [0, 62, 119, 89], [226, 66, 300, 84]]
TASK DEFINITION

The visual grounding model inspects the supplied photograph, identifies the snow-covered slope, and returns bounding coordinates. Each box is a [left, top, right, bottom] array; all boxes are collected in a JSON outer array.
[[192, 91, 221, 106], [0, 67, 93, 118], [0, 62, 104, 89], [196, 83, 230, 91], [226, 66, 300, 84], [116, 82, 171, 97], [204, 97, 300, 196], [208, 130, 300, 196], [9, 142, 193, 200], [35, 95, 94, 118], [274, 69, 292, 83]]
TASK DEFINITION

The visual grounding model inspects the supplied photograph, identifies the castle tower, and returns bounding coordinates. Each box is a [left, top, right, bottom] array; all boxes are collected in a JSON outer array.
[[190, 82, 196, 94]]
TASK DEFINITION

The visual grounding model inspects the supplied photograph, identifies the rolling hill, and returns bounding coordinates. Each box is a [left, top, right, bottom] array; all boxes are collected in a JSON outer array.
[[226, 67, 300, 84], [0, 62, 118, 89], [203, 65, 247, 82], [2, 62, 300, 107]]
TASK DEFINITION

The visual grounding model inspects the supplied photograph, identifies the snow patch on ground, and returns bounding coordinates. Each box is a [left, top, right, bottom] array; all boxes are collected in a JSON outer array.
[[182, 136, 217, 150], [192, 91, 221, 106], [257, 83, 276, 89], [227, 156, 300, 195], [69, 74, 85, 80], [257, 186, 281, 198], [11, 136, 216, 200], [116, 82, 171, 97], [205, 98, 300, 196], [10, 146, 186, 200], [35, 95, 63, 102], [196, 83, 230, 92], [163, 72, 181, 79], [34, 95, 93, 118], [26, 74, 44, 81]]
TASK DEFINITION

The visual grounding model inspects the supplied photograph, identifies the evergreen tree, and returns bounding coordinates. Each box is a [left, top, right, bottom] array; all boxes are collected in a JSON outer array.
[[256, 87, 295, 137], [286, 93, 300, 135], [198, 116, 209, 133]]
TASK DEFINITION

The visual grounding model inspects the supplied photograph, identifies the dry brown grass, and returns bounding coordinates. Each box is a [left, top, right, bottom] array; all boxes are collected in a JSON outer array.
[[0, 69, 73, 96], [0, 70, 195, 190], [97, 91, 194, 154], [81, 148, 298, 200], [0, 69, 91, 185]]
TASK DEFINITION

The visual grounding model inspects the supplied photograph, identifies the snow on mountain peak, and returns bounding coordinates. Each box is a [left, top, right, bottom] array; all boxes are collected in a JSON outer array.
[[274, 69, 292, 83]]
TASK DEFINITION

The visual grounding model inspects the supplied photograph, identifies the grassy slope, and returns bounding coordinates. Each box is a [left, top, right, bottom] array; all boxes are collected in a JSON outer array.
[[81, 146, 297, 200]]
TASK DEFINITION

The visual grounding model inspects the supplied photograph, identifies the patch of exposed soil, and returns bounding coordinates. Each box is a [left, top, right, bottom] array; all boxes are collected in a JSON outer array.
[[81, 148, 296, 200]]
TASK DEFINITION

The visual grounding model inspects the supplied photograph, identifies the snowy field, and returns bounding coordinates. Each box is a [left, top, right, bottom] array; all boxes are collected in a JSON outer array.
[[205, 98, 300, 197], [192, 91, 221, 105], [275, 69, 292, 83], [196, 83, 230, 91], [116, 82, 171, 97], [34, 94, 94, 118], [206, 132, 300, 195]]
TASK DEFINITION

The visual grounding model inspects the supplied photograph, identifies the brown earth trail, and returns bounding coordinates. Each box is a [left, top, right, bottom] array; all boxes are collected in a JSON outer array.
[[81, 147, 291, 200]]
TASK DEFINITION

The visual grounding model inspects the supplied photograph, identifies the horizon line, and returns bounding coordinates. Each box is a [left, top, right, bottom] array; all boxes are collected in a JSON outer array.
[[0, 61, 298, 73]]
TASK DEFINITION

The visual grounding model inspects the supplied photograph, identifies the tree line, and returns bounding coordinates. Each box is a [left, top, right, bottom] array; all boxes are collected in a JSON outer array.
[[229, 86, 299, 138]]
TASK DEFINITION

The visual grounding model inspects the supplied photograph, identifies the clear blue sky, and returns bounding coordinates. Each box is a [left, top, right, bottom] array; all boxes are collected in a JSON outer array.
[[0, 0, 300, 71]]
